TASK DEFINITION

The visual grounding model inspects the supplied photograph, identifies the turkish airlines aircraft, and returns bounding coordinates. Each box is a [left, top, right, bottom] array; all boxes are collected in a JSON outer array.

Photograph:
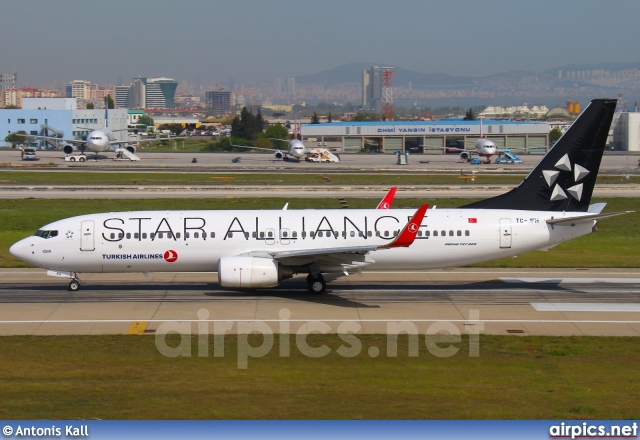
[[10, 99, 628, 294]]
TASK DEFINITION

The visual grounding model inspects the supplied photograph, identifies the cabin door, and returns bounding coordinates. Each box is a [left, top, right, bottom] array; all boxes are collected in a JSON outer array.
[[80, 220, 95, 251], [499, 218, 512, 248]]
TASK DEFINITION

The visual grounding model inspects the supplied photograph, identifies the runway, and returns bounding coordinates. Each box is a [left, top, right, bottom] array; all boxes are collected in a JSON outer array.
[[1, 268, 639, 337]]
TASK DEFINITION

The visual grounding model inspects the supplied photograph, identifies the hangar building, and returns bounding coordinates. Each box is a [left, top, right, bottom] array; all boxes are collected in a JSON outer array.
[[300, 120, 550, 154]]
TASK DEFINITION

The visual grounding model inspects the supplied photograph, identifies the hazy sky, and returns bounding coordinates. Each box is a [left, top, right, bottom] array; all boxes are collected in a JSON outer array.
[[3, 0, 639, 87]]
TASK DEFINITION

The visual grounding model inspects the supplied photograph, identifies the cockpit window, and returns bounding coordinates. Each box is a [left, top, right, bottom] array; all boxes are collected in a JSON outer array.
[[34, 230, 58, 239]]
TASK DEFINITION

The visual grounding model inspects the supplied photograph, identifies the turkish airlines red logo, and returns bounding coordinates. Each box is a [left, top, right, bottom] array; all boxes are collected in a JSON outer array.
[[164, 250, 178, 263], [379, 202, 390, 209], [408, 223, 419, 233], [468, 218, 477, 223]]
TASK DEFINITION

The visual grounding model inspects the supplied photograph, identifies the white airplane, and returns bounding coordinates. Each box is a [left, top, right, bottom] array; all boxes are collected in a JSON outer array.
[[234, 136, 309, 162], [20, 103, 155, 158], [10, 99, 629, 294], [448, 118, 499, 163]]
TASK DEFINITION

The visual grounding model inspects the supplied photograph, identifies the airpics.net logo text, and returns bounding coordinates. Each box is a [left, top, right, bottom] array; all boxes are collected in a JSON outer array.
[[154, 308, 483, 369]]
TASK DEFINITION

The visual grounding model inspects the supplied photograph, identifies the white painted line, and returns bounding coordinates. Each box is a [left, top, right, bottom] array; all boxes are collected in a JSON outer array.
[[501, 277, 640, 284], [531, 302, 640, 312], [1, 318, 640, 324]]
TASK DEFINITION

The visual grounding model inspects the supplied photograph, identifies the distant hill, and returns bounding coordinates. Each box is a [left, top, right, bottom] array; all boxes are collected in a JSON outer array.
[[295, 61, 640, 87]]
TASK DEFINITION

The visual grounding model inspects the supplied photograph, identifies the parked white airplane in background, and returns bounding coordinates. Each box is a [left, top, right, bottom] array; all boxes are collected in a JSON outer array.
[[20, 104, 152, 158], [10, 99, 629, 294], [234, 136, 309, 162]]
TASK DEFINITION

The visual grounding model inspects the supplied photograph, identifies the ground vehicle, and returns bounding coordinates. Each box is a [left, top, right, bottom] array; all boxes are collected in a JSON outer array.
[[21, 148, 39, 161], [65, 154, 87, 162]]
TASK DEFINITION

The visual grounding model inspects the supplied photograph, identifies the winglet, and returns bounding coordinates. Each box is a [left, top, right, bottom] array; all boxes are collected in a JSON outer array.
[[379, 204, 429, 249], [376, 187, 397, 209]]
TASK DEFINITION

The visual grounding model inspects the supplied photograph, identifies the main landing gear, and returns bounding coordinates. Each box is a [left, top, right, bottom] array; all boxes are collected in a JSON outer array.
[[306, 273, 326, 294]]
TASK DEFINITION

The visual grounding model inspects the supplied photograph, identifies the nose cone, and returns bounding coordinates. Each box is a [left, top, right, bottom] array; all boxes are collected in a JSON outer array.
[[9, 238, 32, 263]]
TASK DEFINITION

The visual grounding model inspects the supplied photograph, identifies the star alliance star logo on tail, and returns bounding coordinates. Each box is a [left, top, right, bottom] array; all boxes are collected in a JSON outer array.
[[542, 153, 590, 202]]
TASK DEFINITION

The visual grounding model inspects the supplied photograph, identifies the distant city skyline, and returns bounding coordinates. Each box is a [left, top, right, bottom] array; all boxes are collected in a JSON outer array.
[[2, 0, 640, 89]]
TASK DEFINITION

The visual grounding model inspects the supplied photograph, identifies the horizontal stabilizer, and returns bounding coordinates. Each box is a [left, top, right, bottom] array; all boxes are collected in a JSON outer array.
[[546, 211, 632, 225]]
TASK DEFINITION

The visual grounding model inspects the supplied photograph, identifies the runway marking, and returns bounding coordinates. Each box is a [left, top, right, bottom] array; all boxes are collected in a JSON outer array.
[[127, 321, 148, 334], [531, 302, 640, 312], [2, 319, 640, 324], [502, 278, 640, 284]]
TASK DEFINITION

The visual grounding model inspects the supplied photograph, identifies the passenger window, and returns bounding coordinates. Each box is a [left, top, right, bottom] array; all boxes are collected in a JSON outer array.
[[225, 232, 231, 238], [260, 232, 265, 238], [142, 233, 147, 239], [310, 232, 315, 238], [441, 230, 446, 236], [110, 233, 115, 239], [465, 230, 470, 236], [342, 231, 346, 238], [194, 232, 200, 238], [457, 230, 462, 236], [425, 230, 430, 237], [210, 232, 215, 238], [158, 232, 164, 239], [367, 231, 372, 237], [434, 231, 438, 237], [292, 231, 297, 238], [267, 231, 273, 238], [184, 232, 189, 239], [383, 231, 389, 237], [376, 231, 380, 237], [176, 232, 181, 239], [282, 231, 288, 238], [167, 233, 173, 239], [417, 231, 422, 237], [134, 233, 139, 239], [126, 233, 131, 239], [244, 232, 249, 239], [350, 231, 355, 237], [302, 231, 307, 238], [252, 232, 257, 238], [150, 233, 155, 240], [449, 231, 454, 236]]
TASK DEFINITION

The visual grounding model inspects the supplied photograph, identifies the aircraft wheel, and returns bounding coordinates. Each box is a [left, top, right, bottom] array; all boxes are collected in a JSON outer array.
[[68, 279, 81, 292], [307, 274, 326, 294]]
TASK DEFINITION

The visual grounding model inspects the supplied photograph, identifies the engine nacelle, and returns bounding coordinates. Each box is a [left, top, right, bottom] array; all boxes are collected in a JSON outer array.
[[459, 151, 470, 161], [63, 145, 74, 155], [274, 151, 284, 159], [126, 145, 136, 154], [218, 256, 292, 288]]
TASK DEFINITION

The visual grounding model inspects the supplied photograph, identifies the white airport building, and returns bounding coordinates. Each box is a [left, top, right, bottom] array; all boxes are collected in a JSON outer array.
[[612, 112, 640, 151], [300, 120, 550, 154]]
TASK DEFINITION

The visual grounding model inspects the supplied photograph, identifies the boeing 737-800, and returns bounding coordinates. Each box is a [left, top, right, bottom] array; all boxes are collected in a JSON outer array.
[[10, 99, 628, 294]]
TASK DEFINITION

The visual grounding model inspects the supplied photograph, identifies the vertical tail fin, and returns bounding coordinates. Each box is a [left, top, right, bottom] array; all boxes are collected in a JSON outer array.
[[461, 98, 617, 212]]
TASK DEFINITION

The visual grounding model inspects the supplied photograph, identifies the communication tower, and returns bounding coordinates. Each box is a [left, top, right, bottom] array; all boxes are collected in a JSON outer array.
[[381, 67, 395, 120]]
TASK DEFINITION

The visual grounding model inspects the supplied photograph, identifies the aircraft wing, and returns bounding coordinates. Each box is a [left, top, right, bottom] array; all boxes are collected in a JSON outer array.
[[232, 144, 282, 154], [235, 205, 429, 266], [107, 136, 189, 146], [17, 134, 85, 144]]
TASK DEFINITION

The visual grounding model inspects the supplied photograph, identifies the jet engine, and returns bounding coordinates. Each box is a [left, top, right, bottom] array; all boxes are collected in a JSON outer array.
[[459, 152, 470, 161], [63, 145, 74, 155], [126, 145, 136, 154], [218, 256, 293, 288], [274, 151, 284, 159]]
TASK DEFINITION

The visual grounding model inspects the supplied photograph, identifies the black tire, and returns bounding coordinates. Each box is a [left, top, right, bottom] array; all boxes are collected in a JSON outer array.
[[68, 280, 80, 291], [78, 156, 86, 162], [69, 157, 76, 162], [307, 274, 326, 294]]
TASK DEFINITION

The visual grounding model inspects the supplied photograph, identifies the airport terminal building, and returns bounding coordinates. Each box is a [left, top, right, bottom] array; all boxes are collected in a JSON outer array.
[[300, 120, 550, 154]]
